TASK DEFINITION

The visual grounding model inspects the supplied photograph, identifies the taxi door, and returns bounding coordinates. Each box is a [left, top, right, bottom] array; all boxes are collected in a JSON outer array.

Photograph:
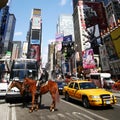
[[74, 83, 82, 100]]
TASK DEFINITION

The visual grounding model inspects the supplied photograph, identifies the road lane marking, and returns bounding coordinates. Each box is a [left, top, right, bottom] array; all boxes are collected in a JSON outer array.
[[61, 99, 109, 120], [11, 104, 17, 120], [73, 112, 95, 120]]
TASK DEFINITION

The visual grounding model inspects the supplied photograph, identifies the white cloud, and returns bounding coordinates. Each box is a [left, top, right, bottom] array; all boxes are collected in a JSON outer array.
[[14, 32, 23, 36], [60, 0, 67, 6]]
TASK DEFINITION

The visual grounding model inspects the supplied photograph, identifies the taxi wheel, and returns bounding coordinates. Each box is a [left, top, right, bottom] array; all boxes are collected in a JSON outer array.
[[82, 97, 90, 108], [65, 93, 69, 101]]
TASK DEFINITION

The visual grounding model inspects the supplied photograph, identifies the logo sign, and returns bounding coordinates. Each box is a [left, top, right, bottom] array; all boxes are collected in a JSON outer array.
[[63, 35, 72, 42]]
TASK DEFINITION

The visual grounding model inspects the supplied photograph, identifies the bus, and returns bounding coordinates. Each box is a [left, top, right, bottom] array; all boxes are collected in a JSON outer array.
[[5, 58, 39, 102], [89, 73, 115, 89]]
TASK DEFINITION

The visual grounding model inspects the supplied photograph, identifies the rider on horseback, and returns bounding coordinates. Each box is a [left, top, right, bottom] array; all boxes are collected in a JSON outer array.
[[39, 69, 49, 84], [36, 69, 49, 91]]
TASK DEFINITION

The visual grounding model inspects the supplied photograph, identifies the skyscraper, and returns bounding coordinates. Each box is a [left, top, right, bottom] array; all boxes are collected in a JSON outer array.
[[27, 8, 42, 65]]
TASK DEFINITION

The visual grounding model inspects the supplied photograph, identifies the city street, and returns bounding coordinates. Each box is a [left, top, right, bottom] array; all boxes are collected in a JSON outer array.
[[0, 93, 120, 120]]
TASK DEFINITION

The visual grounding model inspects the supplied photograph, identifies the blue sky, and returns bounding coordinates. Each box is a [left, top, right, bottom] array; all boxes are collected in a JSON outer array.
[[8, 0, 73, 66]]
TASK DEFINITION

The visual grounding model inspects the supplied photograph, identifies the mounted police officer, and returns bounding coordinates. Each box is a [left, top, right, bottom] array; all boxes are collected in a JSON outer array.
[[39, 69, 49, 84]]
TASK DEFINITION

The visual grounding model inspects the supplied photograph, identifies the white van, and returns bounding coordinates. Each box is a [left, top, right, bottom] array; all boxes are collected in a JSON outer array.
[[89, 73, 115, 89]]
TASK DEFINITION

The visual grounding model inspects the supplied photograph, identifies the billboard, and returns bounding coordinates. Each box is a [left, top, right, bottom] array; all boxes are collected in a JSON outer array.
[[82, 49, 96, 69], [30, 39, 40, 45], [78, 1, 86, 29], [99, 45, 110, 71], [78, 1, 108, 30], [22, 41, 28, 58], [55, 33, 63, 42], [32, 16, 41, 29], [103, 34, 118, 61], [82, 24, 101, 54], [110, 27, 120, 58], [31, 30, 40, 40], [63, 35, 72, 42], [32, 9, 41, 16], [29, 45, 40, 61]]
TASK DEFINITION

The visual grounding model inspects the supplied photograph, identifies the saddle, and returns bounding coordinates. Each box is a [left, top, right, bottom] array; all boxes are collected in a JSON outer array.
[[36, 81, 48, 93]]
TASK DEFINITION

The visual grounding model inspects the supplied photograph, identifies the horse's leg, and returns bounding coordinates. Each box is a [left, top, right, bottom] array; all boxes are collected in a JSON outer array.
[[34, 94, 40, 111], [29, 93, 35, 113], [22, 91, 27, 108], [38, 94, 42, 108], [50, 93, 56, 112]]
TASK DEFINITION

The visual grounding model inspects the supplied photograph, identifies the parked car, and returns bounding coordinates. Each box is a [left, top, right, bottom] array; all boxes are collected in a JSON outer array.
[[63, 80, 117, 108], [56, 81, 67, 94]]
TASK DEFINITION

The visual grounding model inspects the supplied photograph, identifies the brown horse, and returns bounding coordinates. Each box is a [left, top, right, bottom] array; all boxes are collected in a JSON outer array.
[[8, 80, 24, 94], [22, 77, 60, 113], [7, 80, 30, 106]]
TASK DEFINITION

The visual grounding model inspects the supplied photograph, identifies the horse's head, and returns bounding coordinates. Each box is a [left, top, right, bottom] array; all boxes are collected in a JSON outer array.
[[7, 80, 23, 93], [7, 80, 16, 91], [22, 77, 32, 93]]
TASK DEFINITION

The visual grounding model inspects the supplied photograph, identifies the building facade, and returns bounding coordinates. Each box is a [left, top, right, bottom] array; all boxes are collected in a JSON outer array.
[[4, 14, 16, 53], [27, 8, 42, 66]]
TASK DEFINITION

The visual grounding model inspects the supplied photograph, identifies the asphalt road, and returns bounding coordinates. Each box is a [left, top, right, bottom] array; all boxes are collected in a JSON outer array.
[[0, 93, 120, 120]]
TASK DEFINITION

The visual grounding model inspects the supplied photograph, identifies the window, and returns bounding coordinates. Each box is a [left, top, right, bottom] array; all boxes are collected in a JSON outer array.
[[80, 82, 96, 89], [74, 83, 79, 89], [10, 59, 38, 81], [69, 82, 74, 88]]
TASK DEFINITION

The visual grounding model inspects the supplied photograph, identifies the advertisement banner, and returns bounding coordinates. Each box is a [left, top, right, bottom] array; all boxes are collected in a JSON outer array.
[[78, 1, 108, 30], [55, 33, 64, 42], [110, 27, 120, 58], [22, 42, 28, 58], [32, 9, 41, 16], [30, 39, 40, 45], [99, 45, 110, 71], [29, 45, 40, 61], [82, 49, 96, 69], [32, 16, 41, 29], [63, 35, 72, 42], [103, 34, 118, 61], [82, 24, 101, 54], [78, 1, 86, 29]]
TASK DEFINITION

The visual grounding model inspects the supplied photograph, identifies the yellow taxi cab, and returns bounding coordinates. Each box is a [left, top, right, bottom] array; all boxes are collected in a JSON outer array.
[[63, 80, 117, 108]]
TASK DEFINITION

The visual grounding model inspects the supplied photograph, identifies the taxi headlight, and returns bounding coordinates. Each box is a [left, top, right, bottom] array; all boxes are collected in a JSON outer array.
[[89, 95, 100, 99]]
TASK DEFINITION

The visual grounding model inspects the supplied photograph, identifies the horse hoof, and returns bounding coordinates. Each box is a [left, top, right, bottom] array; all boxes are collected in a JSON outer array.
[[50, 109, 54, 112], [52, 109, 54, 112], [35, 108, 38, 111], [29, 110, 33, 113]]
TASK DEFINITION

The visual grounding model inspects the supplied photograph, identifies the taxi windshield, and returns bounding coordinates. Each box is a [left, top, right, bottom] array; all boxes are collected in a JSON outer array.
[[79, 82, 97, 89]]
